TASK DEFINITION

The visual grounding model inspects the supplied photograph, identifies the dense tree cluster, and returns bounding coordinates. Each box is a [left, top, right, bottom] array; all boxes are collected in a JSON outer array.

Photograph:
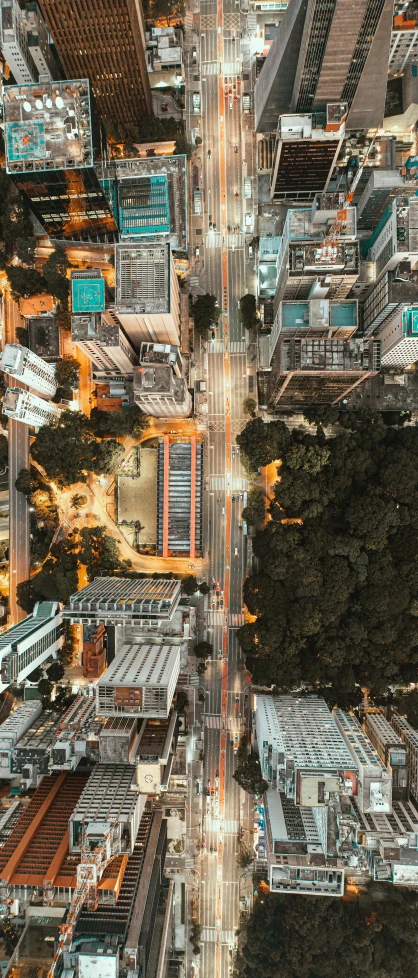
[[17, 537, 79, 611], [233, 753, 268, 797], [239, 293, 258, 330], [191, 293, 219, 336], [15, 466, 59, 564], [78, 525, 126, 581], [90, 405, 149, 439], [54, 357, 80, 399], [31, 411, 125, 486], [242, 486, 265, 529], [237, 412, 418, 701], [237, 886, 418, 978]]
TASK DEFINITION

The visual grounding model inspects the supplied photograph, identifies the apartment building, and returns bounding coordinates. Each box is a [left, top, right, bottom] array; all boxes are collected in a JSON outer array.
[[1, 344, 57, 397]]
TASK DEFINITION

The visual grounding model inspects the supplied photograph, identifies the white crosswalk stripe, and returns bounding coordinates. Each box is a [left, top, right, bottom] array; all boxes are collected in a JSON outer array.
[[221, 931, 236, 945], [205, 816, 221, 830], [189, 275, 200, 288], [231, 476, 247, 490], [229, 613, 245, 626], [201, 61, 217, 74], [207, 610, 224, 626], [230, 341, 246, 353], [209, 340, 224, 352], [205, 715, 240, 729], [205, 231, 222, 247], [209, 476, 226, 490], [202, 928, 216, 942], [200, 13, 216, 27], [223, 60, 241, 74], [223, 819, 239, 834], [205, 715, 222, 728], [227, 233, 244, 249]]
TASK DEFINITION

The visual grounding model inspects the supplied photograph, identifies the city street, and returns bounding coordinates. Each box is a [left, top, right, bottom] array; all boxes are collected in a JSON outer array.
[[187, 2, 255, 975], [4, 295, 30, 624]]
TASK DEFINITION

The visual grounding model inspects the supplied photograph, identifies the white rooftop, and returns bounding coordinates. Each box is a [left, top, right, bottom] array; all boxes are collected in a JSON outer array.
[[99, 643, 180, 689]]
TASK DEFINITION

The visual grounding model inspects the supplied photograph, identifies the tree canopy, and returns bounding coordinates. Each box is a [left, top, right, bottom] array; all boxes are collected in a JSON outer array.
[[192, 293, 219, 336], [31, 411, 125, 486], [237, 412, 418, 702], [42, 246, 71, 301], [90, 405, 149, 439], [55, 357, 80, 394], [239, 293, 258, 330], [78, 526, 125, 580], [233, 754, 267, 796], [6, 265, 46, 301], [237, 886, 418, 978]]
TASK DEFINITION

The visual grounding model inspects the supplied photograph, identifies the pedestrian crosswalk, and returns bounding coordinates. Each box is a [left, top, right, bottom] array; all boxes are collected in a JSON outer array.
[[205, 231, 222, 248], [201, 928, 236, 944], [229, 613, 245, 626], [223, 819, 239, 834], [210, 476, 226, 490], [200, 13, 216, 27], [205, 715, 240, 728], [223, 59, 241, 73], [209, 340, 224, 353], [230, 341, 246, 353], [201, 60, 217, 74], [227, 233, 243, 250], [207, 610, 225, 626], [189, 275, 200, 290]]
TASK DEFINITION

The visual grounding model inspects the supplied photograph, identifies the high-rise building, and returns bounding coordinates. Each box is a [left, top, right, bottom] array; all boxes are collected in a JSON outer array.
[[63, 577, 182, 626], [1, 343, 57, 397], [38, 0, 152, 125], [391, 712, 418, 801], [101, 154, 188, 250], [95, 642, 181, 718], [363, 710, 409, 800], [333, 710, 392, 814], [0, 601, 63, 691], [255, 0, 394, 133], [269, 105, 346, 203], [362, 268, 418, 335], [0, 0, 59, 84], [389, 7, 418, 76], [115, 242, 181, 349], [69, 763, 146, 855], [133, 345, 191, 418], [2, 386, 60, 426], [266, 337, 375, 410], [72, 311, 138, 377], [82, 623, 106, 679], [369, 304, 418, 368], [3, 79, 118, 241]]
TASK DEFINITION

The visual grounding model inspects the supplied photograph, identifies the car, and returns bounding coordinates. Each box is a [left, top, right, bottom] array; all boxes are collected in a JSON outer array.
[[192, 46, 197, 63], [210, 845, 214, 852], [249, 244, 253, 257], [218, 649, 222, 658], [207, 148, 212, 158], [235, 695, 239, 704], [234, 145, 238, 152], [213, 221, 217, 229], [161, 102, 168, 112], [212, 581, 217, 590], [215, 777, 219, 789], [234, 733, 239, 744], [195, 246, 200, 258], [238, 522, 242, 529], [211, 787, 215, 795], [221, 589, 224, 596], [209, 221, 213, 230], [234, 546, 238, 556], [215, 769, 219, 777], [232, 449, 235, 457], [207, 778, 211, 785], [211, 330, 216, 340]]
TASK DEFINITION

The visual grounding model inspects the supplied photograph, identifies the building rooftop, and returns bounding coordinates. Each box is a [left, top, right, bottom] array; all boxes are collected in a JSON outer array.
[[0, 601, 60, 653], [99, 643, 180, 689], [115, 242, 171, 313], [71, 273, 105, 314], [28, 316, 60, 361], [3, 78, 93, 173], [134, 363, 184, 401], [65, 577, 181, 621], [266, 696, 356, 771]]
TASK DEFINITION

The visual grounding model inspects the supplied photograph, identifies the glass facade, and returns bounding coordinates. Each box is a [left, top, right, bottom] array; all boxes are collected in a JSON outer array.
[[13, 166, 118, 240]]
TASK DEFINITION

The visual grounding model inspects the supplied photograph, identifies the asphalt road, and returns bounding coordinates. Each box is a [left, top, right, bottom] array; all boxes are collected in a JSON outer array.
[[191, 3, 255, 975], [4, 295, 30, 624]]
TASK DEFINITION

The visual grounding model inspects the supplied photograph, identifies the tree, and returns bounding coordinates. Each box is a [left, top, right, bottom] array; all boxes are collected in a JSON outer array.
[[237, 414, 418, 699], [243, 397, 257, 416], [237, 885, 418, 978], [233, 754, 267, 797], [31, 411, 96, 486], [176, 690, 189, 711], [42, 246, 71, 301], [192, 293, 219, 336], [194, 641, 213, 659], [92, 438, 125, 474], [55, 357, 80, 392], [236, 845, 253, 869], [78, 526, 124, 580], [90, 405, 149, 439], [175, 133, 193, 158], [0, 434, 7, 470], [46, 660, 65, 683], [242, 487, 265, 529], [239, 293, 258, 330], [198, 580, 210, 595], [56, 304, 71, 331], [395, 689, 418, 728], [16, 579, 35, 613], [37, 678, 52, 700], [16, 326, 29, 346], [27, 666, 42, 683], [237, 417, 290, 469], [15, 236, 36, 265], [181, 574, 200, 595], [71, 493, 88, 509], [30, 538, 79, 603], [6, 265, 46, 301]]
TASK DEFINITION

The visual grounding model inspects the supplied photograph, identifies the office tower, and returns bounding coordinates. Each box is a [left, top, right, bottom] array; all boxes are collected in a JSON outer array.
[[63, 577, 181, 625], [0, 0, 59, 84], [72, 312, 138, 377], [69, 764, 146, 854], [389, 6, 418, 76], [2, 386, 60, 425], [96, 643, 181, 718], [363, 268, 418, 335], [369, 305, 418, 367], [115, 242, 181, 349], [146, 26, 185, 89], [101, 154, 188, 249], [260, 293, 358, 371], [255, 0, 394, 133], [267, 337, 375, 410], [356, 169, 416, 233], [363, 710, 409, 800], [270, 104, 346, 203], [133, 346, 191, 418], [3, 79, 118, 241], [272, 208, 359, 306], [0, 601, 63, 690], [38, 0, 152, 124], [391, 712, 418, 800], [333, 710, 392, 814], [1, 343, 57, 397], [156, 437, 203, 558], [364, 196, 418, 278]]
